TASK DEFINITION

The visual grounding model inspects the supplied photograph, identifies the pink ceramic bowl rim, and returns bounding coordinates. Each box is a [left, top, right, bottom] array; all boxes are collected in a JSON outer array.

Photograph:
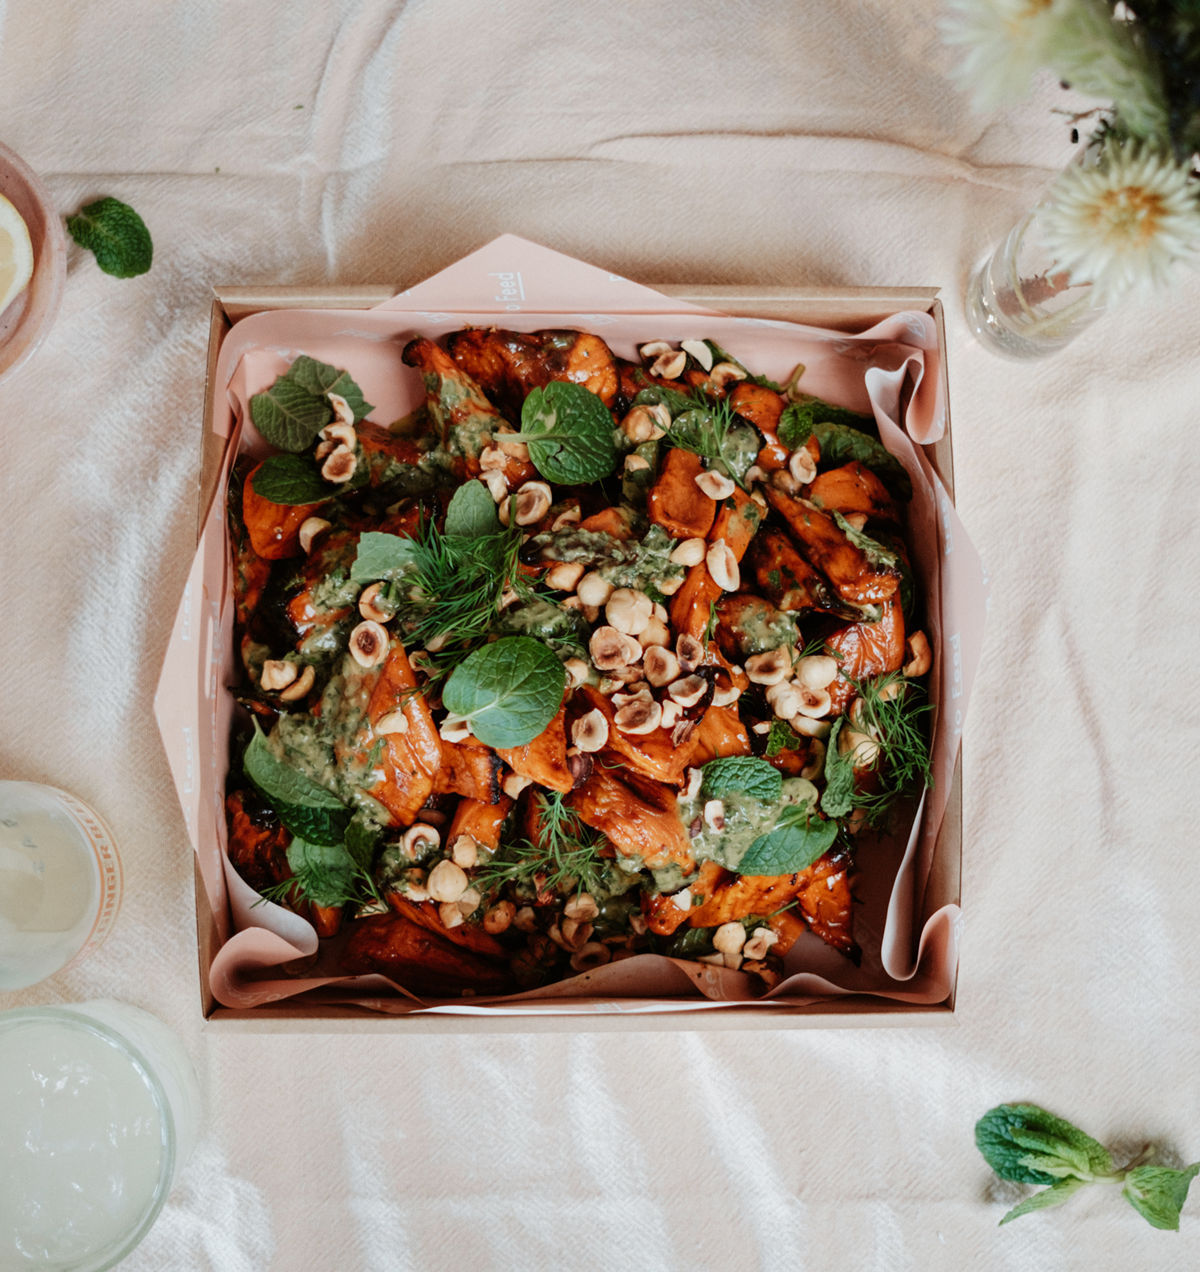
[[0, 140, 66, 387]]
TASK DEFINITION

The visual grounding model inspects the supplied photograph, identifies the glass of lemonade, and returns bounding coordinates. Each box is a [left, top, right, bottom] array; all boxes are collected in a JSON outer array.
[[0, 999, 202, 1270], [0, 781, 123, 990]]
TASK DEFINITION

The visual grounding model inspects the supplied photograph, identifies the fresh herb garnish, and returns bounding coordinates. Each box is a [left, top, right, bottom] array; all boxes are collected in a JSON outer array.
[[808, 420, 913, 503], [765, 719, 804, 757], [820, 717, 856, 819], [474, 789, 606, 899], [843, 674, 933, 830], [442, 636, 566, 749], [243, 720, 351, 846], [509, 380, 618, 484], [700, 756, 782, 803], [666, 390, 758, 488], [250, 453, 339, 506], [66, 197, 152, 278], [737, 802, 838, 875], [443, 480, 500, 538], [831, 511, 899, 571], [250, 356, 373, 453], [976, 1104, 1199, 1230], [260, 835, 380, 910]]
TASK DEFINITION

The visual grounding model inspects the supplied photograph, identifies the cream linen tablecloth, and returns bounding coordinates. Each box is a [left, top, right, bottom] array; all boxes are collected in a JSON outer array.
[[2, 3, 1198, 1269]]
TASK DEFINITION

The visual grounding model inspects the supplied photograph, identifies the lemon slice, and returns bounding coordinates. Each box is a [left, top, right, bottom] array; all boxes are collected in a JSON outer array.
[[0, 194, 34, 317]]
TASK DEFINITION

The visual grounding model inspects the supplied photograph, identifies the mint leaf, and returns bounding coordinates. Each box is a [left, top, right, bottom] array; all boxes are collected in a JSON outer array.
[[511, 381, 618, 484], [250, 454, 337, 506], [285, 837, 360, 908], [700, 756, 782, 803], [66, 197, 152, 278], [243, 720, 349, 847], [765, 719, 803, 758], [832, 511, 899, 571], [1123, 1164, 1200, 1231], [344, 814, 382, 871], [820, 719, 856, 818], [350, 532, 420, 583], [975, 1105, 1113, 1186], [999, 1178, 1090, 1226], [269, 799, 351, 848], [738, 811, 837, 875], [442, 636, 565, 749], [444, 481, 500, 538], [286, 355, 373, 423], [250, 376, 332, 453], [811, 422, 913, 503]]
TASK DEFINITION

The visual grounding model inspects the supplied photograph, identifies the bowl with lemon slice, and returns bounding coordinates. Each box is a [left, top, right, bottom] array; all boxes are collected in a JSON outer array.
[[0, 141, 65, 385]]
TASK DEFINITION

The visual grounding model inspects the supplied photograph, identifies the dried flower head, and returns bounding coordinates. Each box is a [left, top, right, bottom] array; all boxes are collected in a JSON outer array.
[[1041, 144, 1200, 303], [941, 0, 1058, 111]]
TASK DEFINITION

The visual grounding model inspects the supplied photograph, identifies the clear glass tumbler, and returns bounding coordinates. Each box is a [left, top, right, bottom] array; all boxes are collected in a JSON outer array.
[[0, 781, 123, 990], [0, 999, 202, 1271]]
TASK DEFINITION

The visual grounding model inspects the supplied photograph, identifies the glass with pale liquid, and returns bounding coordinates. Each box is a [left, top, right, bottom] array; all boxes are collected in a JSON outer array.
[[0, 999, 202, 1270], [0, 781, 122, 990]]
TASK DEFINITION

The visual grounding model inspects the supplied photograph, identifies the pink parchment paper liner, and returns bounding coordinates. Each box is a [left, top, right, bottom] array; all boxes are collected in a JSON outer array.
[[154, 236, 986, 1015]]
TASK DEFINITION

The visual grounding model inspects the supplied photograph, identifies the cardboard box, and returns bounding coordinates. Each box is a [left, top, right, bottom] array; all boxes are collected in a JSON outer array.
[[169, 264, 968, 1032]]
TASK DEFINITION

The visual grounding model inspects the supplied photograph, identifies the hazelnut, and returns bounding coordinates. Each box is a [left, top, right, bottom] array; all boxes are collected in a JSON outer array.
[[744, 646, 793, 686], [358, 582, 393, 623], [261, 660, 298, 692], [676, 634, 704, 673], [577, 572, 615, 609], [904, 631, 932, 678], [571, 709, 610, 753], [667, 675, 707, 707], [650, 350, 687, 380], [427, 859, 468, 903], [706, 539, 740, 591], [590, 625, 636, 671], [669, 537, 707, 567], [789, 448, 818, 484], [795, 655, 839, 690], [545, 561, 586, 592], [710, 362, 748, 389], [298, 517, 331, 554], [278, 664, 315, 703], [638, 617, 671, 649], [605, 588, 654, 636], [613, 699, 663, 735], [349, 621, 389, 668], [680, 339, 714, 371], [326, 393, 356, 428], [695, 470, 736, 500], [321, 445, 357, 483], [564, 657, 590, 688], [499, 481, 552, 527], [374, 708, 409, 735], [643, 646, 681, 687], [402, 824, 441, 857]]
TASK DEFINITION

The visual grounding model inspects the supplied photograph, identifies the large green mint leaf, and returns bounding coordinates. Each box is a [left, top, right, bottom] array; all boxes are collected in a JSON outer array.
[[270, 800, 351, 848], [812, 422, 913, 503], [445, 480, 500, 538], [738, 813, 838, 876], [244, 721, 347, 818], [998, 1178, 1090, 1226], [350, 532, 421, 583], [700, 756, 782, 803], [832, 511, 899, 571], [442, 636, 565, 749], [250, 376, 332, 452], [344, 814, 382, 870], [250, 454, 337, 506], [1122, 1164, 1200, 1231], [286, 355, 374, 422], [820, 718, 856, 818], [975, 1105, 1113, 1187], [512, 381, 617, 484], [66, 197, 152, 278], [285, 837, 359, 908]]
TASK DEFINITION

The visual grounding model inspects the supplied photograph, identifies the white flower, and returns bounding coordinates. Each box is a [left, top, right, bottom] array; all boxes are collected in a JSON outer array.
[[1041, 144, 1200, 303], [941, 0, 1058, 111]]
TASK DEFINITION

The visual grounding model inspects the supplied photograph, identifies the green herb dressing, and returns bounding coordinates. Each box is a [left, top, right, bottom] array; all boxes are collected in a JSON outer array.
[[675, 778, 819, 874], [726, 600, 799, 657]]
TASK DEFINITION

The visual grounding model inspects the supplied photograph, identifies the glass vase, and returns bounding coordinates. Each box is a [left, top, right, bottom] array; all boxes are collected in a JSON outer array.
[[966, 202, 1105, 360]]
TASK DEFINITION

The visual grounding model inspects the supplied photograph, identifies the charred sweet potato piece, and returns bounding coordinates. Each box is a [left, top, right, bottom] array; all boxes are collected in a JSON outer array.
[[808, 462, 898, 524], [764, 487, 897, 606], [385, 894, 507, 958], [728, 382, 785, 433], [748, 528, 841, 615], [567, 766, 693, 871], [578, 505, 639, 541], [686, 871, 809, 927], [795, 850, 857, 959], [574, 686, 699, 784], [496, 706, 573, 794], [643, 861, 727, 936], [356, 422, 429, 483], [402, 337, 504, 476], [446, 328, 619, 415], [766, 908, 806, 957], [714, 594, 795, 660], [647, 448, 716, 540], [446, 794, 514, 852], [225, 790, 291, 894], [310, 904, 344, 938], [668, 488, 764, 638], [341, 913, 513, 995], [433, 737, 504, 804], [687, 705, 752, 764], [242, 462, 324, 560], [366, 642, 443, 825], [825, 598, 906, 714]]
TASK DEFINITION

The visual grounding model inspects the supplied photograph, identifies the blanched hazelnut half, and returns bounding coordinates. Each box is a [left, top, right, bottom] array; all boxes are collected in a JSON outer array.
[[638, 617, 670, 649], [795, 685, 832, 718], [278, 664, 315, 702], [656, 576, 684, 596], [427, 858, 468, 903], [840, 727, 880, 768], [788, 448, 818, 484], [795, 654, 838, 690], [770, 468, 798, 496], [564, 657, 589, 689], [482, 469, 509, 503], [695, 470, 736, 500], [439, 714, 472, 743], [667, 675, 707, 707], [639, 340, 674, 360], [577, 572, 615, 609], [499, 480, 552, 527], [261, 660, 298, 692], [614, 699, 663, 735], [502, 772, 534, 798], [545, 561, 586, 592], [484, 901, 516, 934], [713, 921, 746, 955], [298, 517, 331, 554], [712, 683, 742, 708], [624, 453, 651, 474], [660, 699, 683, 728], [650, 350, 687, 380], [550, 506, 582, 531], [745, 646, 793, 686], [605, 588, 654, 636], [572, 709, 610, 753], [496, 434, 531, 462], [765, 681, 802, 721], [676, 634, 704, 673], [904, 631, 932, 678], [670, 537, 706, 567], [479, 445, 507, 472], [706, 539, 740, 591], [790, 715, 832, 739], [349, 621, 389, 668], [451, 834, 479, 869], [680, 339, 713, 371], [644, 646, 681, 687], [704, 799, 725, 832], [320, 420, 357, 450], [710, 361, 748, 389], [620, 405, 662, 444], [374, 708, 409, 735], [321, 445, 357, 483], [326, 393, 356, 427], [590, 625, 635, 671], [358, 582, 393, 623], [402, 824, 441, 857], [742, 927, 779, 960]]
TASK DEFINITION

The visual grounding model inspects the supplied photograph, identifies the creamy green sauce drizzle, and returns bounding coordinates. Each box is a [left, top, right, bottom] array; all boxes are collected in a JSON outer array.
[[675, 778, 820, 874]]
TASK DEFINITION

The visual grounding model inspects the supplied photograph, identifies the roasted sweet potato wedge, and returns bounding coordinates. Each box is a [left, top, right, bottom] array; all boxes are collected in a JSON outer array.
[[446, 794, 514, 852], [808, 462, 898, 524], [225, 790, 291, 894], [496, 706, 573, 794], [366, 642, 443, 825], [687, 705, 752, 764], [341, 913, 513, 995], [567, 766, 694, 871], [825, 598, 906, 713], [402, 337, 505, 477], [574, 686, 699, 784], [643, 861, 726, 935], [747, 527, 841, 615], [647, 448, 717, 541], [578, 505, 640, 541], [728, 382, 786, 433], [386, 894, 507, 958], [669, 487, 764, 638], [714, 594, 795, 660], [432, 737, 505, 805]]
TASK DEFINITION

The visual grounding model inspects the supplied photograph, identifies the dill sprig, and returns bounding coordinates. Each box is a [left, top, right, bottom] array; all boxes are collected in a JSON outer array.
[[667, 388, 755, 490], [257, 857, 381, 911], [846, 672, 934, 830], [474, 790, 606, 901]]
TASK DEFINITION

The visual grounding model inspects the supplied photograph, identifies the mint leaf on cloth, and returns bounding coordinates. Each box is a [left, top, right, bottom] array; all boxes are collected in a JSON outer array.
[[700, 756, 782, 803], [66, 197, 152, 278], [975, 1105, 1113, 1186], [1123, 1164, 1200, 1231], [442, 636, 565, 749], [511, 381, 618, 484], [999, 1178, 1090, 1226], [250, 454, 337, 506]]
